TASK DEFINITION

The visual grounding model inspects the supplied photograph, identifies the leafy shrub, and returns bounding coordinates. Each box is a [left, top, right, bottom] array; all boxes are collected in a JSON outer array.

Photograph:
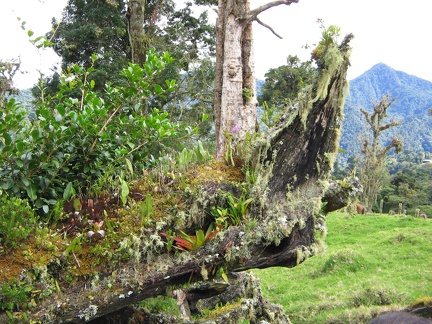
[[0, 195, 37, 250], [0, 50, 198, 215], [0, 278, 32, 311]]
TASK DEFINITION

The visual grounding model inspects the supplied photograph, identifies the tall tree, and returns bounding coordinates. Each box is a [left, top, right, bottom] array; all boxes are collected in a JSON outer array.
[[359, 95, 402, 212], [42, 0, 216, 126], [214, 0, 299, 156], [127, 0, 147, 65], [48, 0, 130, 90], [258, 55, 315, 108]]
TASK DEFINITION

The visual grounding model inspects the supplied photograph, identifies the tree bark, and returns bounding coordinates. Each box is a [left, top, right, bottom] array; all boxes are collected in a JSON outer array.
[[128, 0, 147, 65], [214, 0, 299, 157]]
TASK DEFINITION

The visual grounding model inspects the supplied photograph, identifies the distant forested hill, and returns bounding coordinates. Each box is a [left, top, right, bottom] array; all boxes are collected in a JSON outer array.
[[339, 63, 432, 163]]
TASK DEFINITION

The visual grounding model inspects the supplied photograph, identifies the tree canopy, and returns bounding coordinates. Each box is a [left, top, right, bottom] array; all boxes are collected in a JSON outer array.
[[258, 55, 315, 108]]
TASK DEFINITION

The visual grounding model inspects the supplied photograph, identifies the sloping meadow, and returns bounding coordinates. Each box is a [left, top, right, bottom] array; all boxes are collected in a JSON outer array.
[[254, 212, 432, 323]]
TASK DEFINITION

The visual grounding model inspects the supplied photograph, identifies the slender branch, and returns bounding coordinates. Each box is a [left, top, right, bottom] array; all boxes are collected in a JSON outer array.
[[255, 18, 283, 39], [89, 104, 123, 153], [244, 0, 299, 24]]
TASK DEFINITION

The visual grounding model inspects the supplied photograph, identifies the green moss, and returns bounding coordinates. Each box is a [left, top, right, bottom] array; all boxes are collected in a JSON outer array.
[[313, 46, 344, 103], [409, 296, 432, 309], [201, 299, 244, 320]]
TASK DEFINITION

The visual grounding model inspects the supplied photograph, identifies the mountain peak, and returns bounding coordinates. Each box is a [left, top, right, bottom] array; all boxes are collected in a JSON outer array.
[[339, 63, 432, 161]]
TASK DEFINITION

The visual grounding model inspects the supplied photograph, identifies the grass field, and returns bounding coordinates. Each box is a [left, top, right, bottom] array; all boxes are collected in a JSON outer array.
[[253, 212, 432, 323]]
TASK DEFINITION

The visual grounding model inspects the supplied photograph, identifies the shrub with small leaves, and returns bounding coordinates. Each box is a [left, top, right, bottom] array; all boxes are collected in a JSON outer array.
[[0, 195, 37, 251], [0, 278, 33, 312]]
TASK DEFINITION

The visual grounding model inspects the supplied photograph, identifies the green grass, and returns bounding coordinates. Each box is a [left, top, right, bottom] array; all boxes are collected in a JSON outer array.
[[253, 212, 432, 323]]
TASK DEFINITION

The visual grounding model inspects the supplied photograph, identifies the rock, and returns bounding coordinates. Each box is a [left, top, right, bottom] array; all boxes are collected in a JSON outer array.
[[369, 311, 432, 323]]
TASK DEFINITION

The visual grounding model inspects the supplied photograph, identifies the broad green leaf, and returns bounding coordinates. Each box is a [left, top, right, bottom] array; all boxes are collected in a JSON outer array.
[[31, 128, 40, 139], [1, 179, 14, 190], [16, 140, 25, 152], [125, 158, 133, 177], [120, 177, 129, 206], [16, 158, 24, 168], [35, 199, 45, 208], [52, 159, 60, 168], [26, 184, 37, 201], [91, 53, 98, 62], [154, 84, 163, 94], [56, 105, 66, 116], [63, 182, 75, 200], [3, 133, 11, 146], [42, 40, 53, 48], [21, 177, 30, 187], [139, 195, 152, 219]]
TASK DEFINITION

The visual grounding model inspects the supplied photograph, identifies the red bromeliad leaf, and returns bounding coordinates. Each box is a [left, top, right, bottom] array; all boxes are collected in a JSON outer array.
[[161, 224, 222, 252], [160, 232, 196, 251], [204, 229, 219, 243], [174, 236, 196, 251]]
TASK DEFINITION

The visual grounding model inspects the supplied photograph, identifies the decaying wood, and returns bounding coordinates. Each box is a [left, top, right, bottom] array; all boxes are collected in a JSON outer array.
[[322, 177, 363, 213], [0, 35, 353, 323]]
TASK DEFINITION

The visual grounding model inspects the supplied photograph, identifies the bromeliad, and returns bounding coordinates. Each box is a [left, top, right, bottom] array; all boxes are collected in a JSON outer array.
[[161, 224, 221, 252]]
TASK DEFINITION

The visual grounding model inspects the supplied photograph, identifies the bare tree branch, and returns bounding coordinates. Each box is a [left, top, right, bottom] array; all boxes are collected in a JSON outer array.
[[255, 17, 283, 39], [243, 0, 299, 23]]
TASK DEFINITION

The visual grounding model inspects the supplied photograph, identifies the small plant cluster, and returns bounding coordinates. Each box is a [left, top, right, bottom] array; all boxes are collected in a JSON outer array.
[[311, 19, 341, 62], [0, 263, 61, 318], [161, 225, 220, 252], [161, 189, 254, 253], [260, 101, 285, 129], [223, 126, 255, 168], [0, 49, 198, 215], [176, 140, 212, 171], [0, 194, 37, 251], [211, 191, 254, 228], [0, 278, 33, 320]]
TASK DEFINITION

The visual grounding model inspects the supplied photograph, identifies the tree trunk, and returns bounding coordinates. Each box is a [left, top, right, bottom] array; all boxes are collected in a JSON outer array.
[[214, 0, 256, 157], [214, 0, 299, 156], [128, 0, 147, 65]]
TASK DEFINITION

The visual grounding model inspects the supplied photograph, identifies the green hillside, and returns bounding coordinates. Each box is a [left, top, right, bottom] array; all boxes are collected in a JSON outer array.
[[254, 212, 432, 323]]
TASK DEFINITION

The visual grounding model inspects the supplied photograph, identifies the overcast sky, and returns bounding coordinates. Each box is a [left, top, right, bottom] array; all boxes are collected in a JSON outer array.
[[1, 0, 431, 89]]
